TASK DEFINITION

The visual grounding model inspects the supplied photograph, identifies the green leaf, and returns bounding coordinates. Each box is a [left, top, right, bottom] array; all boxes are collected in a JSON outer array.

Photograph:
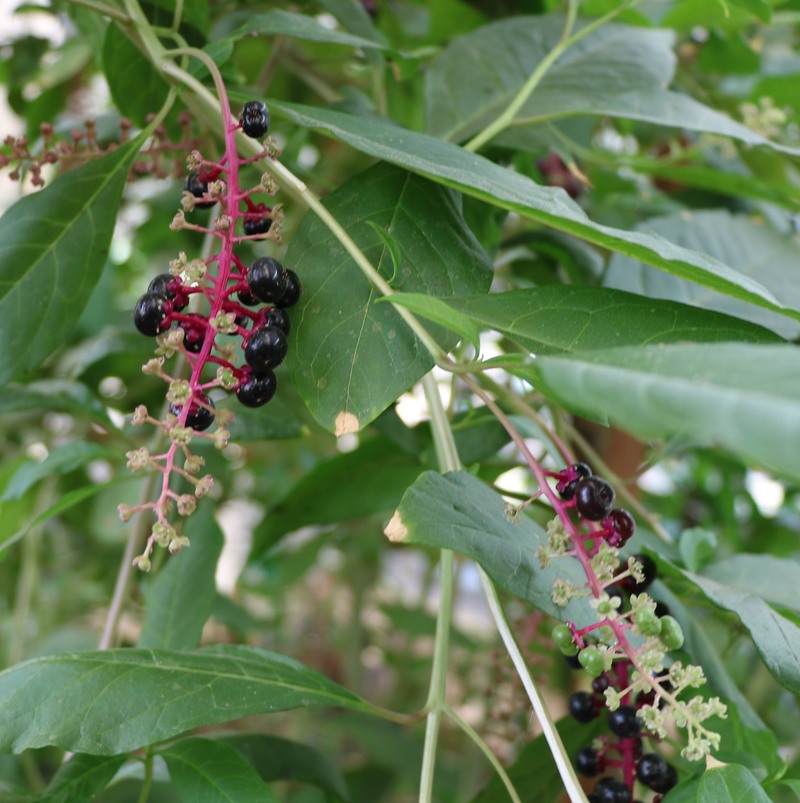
[[0, 380, 112, 424], [220, 733, 350, 802], [227, 9, 388, 50], [698, 764, 772, 802], [713, 702, 786, 782], [218, 395, 304, 441], [254, 435, 422, 553], [727, 0, 772, 22], [389, 470, 594, 626], [102, 25, 169, 127], [605, 211, 800, 339], [268, 100, 797, 322], [161, 738, 278, 803], [678, 527, 718, 573], [138, 507, 223, 650], [702, 554, 800, 611], [425, 16, 793, 152], [0, 645, 372, 754], [528, 343, 800, 483], [286, 161, 492, 433], [0, 135, 144, 385], [446, 287, 781, 354], [1, 442, 116, 501], [378, 292, 480, 351], [40, 754, 127, 803], [471, 716, 605, 803]]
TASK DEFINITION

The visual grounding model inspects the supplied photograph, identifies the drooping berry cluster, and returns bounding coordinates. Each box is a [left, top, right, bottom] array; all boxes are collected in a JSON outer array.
[[122, 98, 301, 569], [535, 462, 726, 793]]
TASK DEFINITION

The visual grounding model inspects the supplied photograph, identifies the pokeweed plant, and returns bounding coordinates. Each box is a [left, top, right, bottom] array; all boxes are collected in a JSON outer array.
[[0, 1, 799, 803]]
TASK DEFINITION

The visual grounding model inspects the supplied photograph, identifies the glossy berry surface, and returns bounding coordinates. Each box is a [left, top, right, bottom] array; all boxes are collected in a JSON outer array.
[[265, 306, 290, 335], [574, 476, 615, 521], [247, 257, 288, 303], [592, 776, 632, 803], [557, 462, 592, 500], [243, 217, 272, 236], [240, 100, 270, 138], [607, 705, 642, 738], [608, 508, 635, 543], [575, 746, 602, 777], [148, 274, 187, 311], [237, 287, 260, 307], [244, 326, 288, 372], [636, 753, 669, 789], [170, 394, 215, 431], [133, 293, 169, 336], [178, 313, 207, 353], [568, 691, 597, 723], [649, 762, 678, 793], [277, 268, 302, 308], [183, 172, 215, 208], [236, 371, 277, 408]]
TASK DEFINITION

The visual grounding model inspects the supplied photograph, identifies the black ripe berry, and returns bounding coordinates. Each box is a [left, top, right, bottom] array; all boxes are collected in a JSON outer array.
[[183, 172, 216, 209], [247, 257, 288, 303], [649, 762, 678, 794], [592, 776, 632, 803], [575, 746, 602, 777], [557, 462, 592, 501], [240, 100, 270, 139], [636, 753, 669, 790], [244, 325, 288, 372], [133, 292, 169, 336], [574, 476, 615, 521], [264, 306, 291, 335], [607, 508, 635, 543], [607, 705, 642, 739], [170, 394, 215, 431], [568, 691, 597, 723], [237, 287, 261, 307], [178, 313, 207, 353], [148, 273, 187, 311], [277, 268, 302, 308], [243, 217, 272, 236], [236, 371, 277, 408]]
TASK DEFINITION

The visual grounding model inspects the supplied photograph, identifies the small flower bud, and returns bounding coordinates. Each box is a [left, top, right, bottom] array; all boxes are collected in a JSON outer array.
[[210, 312, 237, 333], [177, 494, 197, 516], [186, 150, 203, 170], [167, 379, 192, 404], [168, 534, 191, 554], [153, 521, 176, 547], [217, 367, 238, 390], [184, 454, 205, 474], [132, 554, 152, 572], [195, 474, 214, 497], [131, 405, 149, 425], [142, 357, 165, 375], [170, 211, 187, 230], [169, 424, 194, 445], [126, 448, 151, 471], [214, 214, 232, 231], [118, 504, 134, 521], [213, 428, 230, 449]]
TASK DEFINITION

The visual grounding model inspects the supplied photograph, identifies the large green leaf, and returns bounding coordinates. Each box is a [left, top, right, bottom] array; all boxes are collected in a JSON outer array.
[[0, 645, 371, 754], [285, 161, 492, 433], [161, 738, 278, 803], [138, 507, 223, 650], [389, 470, 594, 626], [0, 135, 144, 384], [220, 733, 350, 802], [447, 286, 781, 354], [425, 16, 793, 154], [528, 343, 800, 482], [697, 764, 771, 802], [40, 754, 127, 803], [605, 211, 800, 339], [268, 100, 798, 322], [702, 554, 800, 612]]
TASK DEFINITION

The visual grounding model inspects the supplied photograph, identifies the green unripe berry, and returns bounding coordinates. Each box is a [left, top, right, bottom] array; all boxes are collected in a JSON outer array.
[[578, 646, 606, 677], [552, 623, 578, 655], [659, 615, 685, 650], [634, 609, 663, 637]]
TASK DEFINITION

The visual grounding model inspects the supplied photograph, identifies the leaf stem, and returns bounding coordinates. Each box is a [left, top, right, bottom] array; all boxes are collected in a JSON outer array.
[[136, 750, 154, 803], [464, 0, 639, 152], [65, 0, 130, 24]]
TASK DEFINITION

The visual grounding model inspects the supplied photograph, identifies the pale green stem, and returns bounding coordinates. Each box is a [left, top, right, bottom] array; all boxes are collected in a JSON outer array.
[[464, 0, 639, 152], [480, 570, 590, 803], [136, 750, 154, 803], [418, 373, 459, 803], [444, 703, 522, 803], [65, 0, 130, 23]]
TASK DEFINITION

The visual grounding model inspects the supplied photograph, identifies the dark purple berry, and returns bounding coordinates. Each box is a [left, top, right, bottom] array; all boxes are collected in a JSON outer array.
[[240, 100, 269, 138], [170, 394, 215, 431], [243, 217, 272, 236], [574, 476, 615, 521], [653, 600, 670, 618], [247, 257, 288, 303], [636, 753, 669, 789], [277, 268, 301, 308], [178, 313, 207, 354], [569, 691, 597, 723], [576, 746, 602, 777], [237, 287, 261, 307], [592, 674, 610, 694], [607, 705, 642, 739], [235, 371, 277, 408], [557, 462, 592, 500], [184, 172, 216, 209], [264, 306, 290, 335], [649, 762, 677, 794], [148, 273, 188, 311], [607, 508, 635, 544], [133, 292, 169, 336], [564, 653, 582, 670], [593, 776, 632, 803], [244, 325, 288, 372]]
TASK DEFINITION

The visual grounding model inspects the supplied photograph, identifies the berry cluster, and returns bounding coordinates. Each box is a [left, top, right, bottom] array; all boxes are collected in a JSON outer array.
[[122, 98, 300, 569], [535, 462, 726, 793]]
